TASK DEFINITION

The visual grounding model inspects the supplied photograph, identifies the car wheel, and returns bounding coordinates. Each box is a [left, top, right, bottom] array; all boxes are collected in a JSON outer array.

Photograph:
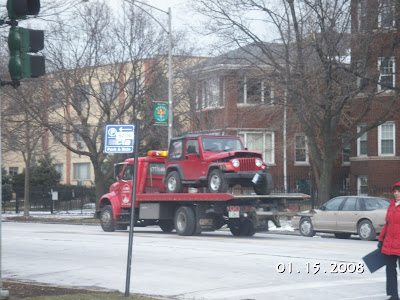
[[174, 206, 196, 236], [334, 233, 351, 239], [299, 217, 315, 237], [358, 219, 376, 241], [254, 172, 273, 195], [166, 171, 183, 193], [100, 205, 115, 232], [208, 169, 228, 193]]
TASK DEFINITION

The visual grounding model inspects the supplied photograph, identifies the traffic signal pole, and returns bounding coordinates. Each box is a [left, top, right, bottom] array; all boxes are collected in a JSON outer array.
[[0, 91, 9, 299]]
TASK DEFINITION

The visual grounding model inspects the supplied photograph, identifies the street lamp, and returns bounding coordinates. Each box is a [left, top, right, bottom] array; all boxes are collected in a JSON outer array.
[[126, 0, 173, 146]]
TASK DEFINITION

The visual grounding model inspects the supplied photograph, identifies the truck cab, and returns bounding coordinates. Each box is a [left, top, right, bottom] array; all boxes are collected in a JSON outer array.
[[165, 134, 273, 195]]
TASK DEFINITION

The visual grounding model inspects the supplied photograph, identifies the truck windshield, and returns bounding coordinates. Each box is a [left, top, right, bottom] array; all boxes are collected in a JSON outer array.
[[202, 138, 244, 152]]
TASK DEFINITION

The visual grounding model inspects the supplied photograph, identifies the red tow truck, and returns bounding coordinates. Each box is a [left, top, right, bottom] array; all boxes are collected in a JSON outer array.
[[97, 148, 309, 237]]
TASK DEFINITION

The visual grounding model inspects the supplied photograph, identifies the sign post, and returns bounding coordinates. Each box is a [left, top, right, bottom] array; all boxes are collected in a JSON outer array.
[[103, 123, 138, 297]]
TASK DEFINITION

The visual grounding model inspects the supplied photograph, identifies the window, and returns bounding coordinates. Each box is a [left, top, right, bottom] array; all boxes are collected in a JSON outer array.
[[128, 79, 141, 98], [358, 0, 368, 31], [202, 77, 220, 109], [357, 124, 368, 156], [342, 137, 351, 164], [52, 89, 64, 107], [237, 76, 272, 105], [72, 85, 90, 108], [379, 0, 396, 29], [378, 57, 395, 91], [169, 140, 183, 160], [186, 139, 199, 154], [295, 134, 308, 164], [324, 197, 345, 211], [378, 122, 395, 155], [53, 126, 63, 144], [342, 198, 356, 211], [358, 175, 368, 196], [54, 164, 64, 181], [238, 132, 274, 164], [195, 82, 203, 111], [100, 82, 118, 102], [73, 163, 91, 180], [9, 167, 18, 176]]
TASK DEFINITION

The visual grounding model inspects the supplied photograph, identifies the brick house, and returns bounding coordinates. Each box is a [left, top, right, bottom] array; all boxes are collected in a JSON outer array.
[[183, 1, 400, 197], [349, 0, 400, 196]]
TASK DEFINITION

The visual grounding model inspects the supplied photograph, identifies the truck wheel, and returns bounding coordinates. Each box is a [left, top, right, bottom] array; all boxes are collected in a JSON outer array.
[[174, 206, 196, 236], [229, 220, 256, 236], [159, 220, 175, 233], [166, 171, 183, 193], [100, 205, 115, 232], [254, 172, 273, 195], [208, 169, 228, 193], [299, 217, 315, 237], [358, 220, 376, 241]]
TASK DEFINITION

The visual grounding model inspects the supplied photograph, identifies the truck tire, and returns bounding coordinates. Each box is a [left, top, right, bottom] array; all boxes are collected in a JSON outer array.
[[208, 169, 228, 193], [159, 220, 175, 233], [100, 205, 115, 232], [174, 206, 196, 236], [299, 217, 315, 237], [358, 219, 376, 241], [166, 171, 183, 193], [254, 172, 273, 195], [229, 219, 256, 236]]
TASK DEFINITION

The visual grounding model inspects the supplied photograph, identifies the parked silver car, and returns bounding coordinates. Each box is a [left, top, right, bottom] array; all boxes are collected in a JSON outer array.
[[291, 196, 389, 240]]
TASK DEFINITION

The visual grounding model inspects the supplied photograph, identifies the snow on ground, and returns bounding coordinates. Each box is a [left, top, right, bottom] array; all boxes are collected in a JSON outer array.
[[1, 210, 96, 221]]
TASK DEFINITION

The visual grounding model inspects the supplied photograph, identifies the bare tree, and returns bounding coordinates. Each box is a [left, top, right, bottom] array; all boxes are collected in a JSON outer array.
[[190, 0, 400, 203], [2, 83, 44, 216]]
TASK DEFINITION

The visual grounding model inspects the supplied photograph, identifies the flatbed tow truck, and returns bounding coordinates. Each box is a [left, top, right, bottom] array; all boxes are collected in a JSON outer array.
[[97, 149, 310, 237]]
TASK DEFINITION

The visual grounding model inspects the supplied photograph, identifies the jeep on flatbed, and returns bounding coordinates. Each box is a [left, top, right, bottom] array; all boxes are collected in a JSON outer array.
[[164, 134, 273, 195]]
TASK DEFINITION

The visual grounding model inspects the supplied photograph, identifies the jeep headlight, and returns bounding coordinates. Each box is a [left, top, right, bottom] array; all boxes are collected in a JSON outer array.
[[255, 158, 262, 167], [232, 159, 240, 168]]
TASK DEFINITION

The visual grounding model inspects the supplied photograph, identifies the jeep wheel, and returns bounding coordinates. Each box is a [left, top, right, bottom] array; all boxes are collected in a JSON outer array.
[[166, 171, 183, 193], [229, 219, 256, 237], [100, 205, 115, 232], [208, 169, 228, 193], [254, 172, 273, 195]]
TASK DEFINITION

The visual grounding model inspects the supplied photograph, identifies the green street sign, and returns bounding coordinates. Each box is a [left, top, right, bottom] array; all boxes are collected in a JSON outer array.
[[154, 102, 168, 125]]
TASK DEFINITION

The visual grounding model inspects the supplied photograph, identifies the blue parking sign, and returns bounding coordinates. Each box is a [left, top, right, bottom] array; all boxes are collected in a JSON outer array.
[[104, 124, 135, 154]]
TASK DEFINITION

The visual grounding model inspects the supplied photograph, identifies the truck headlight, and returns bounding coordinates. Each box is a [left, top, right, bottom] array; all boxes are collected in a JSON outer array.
[[232, 159, 240, 168], [255, 158, 262, 167]]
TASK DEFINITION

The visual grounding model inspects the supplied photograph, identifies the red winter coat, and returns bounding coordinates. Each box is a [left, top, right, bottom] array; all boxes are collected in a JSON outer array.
[[379, 182, 400, 256]]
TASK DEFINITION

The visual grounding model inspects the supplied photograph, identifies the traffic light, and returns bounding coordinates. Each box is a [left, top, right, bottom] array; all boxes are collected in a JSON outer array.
[[7, 0, 40, 19], [6, 0, 45, 81], [8, 27, 45, 80]]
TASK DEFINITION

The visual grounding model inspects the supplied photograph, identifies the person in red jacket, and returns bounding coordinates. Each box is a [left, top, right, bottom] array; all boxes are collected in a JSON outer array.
[[378, 181, 400, 300]]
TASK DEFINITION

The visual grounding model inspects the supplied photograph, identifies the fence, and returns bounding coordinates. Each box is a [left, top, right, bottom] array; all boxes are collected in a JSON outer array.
[[3, 185, 96, 214]]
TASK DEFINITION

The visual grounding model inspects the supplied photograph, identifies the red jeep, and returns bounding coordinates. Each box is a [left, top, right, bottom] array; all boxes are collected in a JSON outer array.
[[164, 134, 273, 194]]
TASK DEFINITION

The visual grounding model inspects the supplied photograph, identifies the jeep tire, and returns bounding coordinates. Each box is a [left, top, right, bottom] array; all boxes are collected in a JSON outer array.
[[166, 171, 183, 193], [208, 169, 228, 193], [254, 172, 273, 195]]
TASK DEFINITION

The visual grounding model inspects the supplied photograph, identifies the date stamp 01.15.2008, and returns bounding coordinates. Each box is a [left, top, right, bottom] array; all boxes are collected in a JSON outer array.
[[277, 262, 365, 274]]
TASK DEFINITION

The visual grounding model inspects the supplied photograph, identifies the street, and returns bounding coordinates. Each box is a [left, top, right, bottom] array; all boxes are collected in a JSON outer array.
[[2, 222, 389, 300]]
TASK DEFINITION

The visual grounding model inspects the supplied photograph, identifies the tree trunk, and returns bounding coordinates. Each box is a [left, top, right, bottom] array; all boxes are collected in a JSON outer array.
[[23, 160, 30, 217], [316, 158, 334, 205], [93, 162, 106, 209]]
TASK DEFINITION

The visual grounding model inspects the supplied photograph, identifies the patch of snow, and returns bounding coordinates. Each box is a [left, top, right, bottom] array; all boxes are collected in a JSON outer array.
[[268, 219, 295, 232], [1, 210, 96, 221]]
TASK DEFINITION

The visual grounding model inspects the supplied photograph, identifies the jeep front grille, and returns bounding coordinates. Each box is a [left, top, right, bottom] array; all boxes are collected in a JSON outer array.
[[238, 158, 256, 171]]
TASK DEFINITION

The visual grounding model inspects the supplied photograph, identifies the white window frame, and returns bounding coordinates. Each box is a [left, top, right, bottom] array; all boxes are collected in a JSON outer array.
[[378, 122, 396, 156], [358, 0, 368, 31], [378, 57, 396, 91], [357, 124, 368, 156], [238, 76, 272, 106], [358, 175, 368, 196], [238, 131, 275, 164], [202, 77, 220, 110], [294, 134, 309, 165], [55, 164, 64, 181], [378, 0, 396, 29]]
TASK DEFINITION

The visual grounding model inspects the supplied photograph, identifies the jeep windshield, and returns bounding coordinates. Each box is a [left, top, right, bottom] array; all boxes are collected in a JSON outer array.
[[201, 137, 244, 152]]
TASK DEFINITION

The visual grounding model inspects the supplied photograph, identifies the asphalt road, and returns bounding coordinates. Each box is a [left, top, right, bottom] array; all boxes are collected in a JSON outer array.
[[2, 222, 389, 300]]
